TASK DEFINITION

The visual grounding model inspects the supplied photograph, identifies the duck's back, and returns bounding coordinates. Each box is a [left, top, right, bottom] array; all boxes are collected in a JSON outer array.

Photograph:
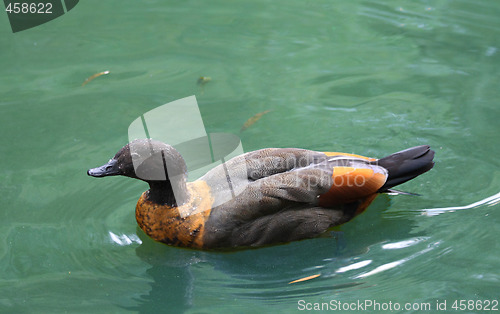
[[198, 148, 388, 248]]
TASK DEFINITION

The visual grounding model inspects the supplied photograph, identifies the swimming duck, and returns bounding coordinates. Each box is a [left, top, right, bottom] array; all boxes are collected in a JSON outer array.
[[87, 139, 434, 249]]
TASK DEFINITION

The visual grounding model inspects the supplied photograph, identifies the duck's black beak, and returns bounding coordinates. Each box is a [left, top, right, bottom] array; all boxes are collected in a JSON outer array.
[[87, 159, 120, 177]]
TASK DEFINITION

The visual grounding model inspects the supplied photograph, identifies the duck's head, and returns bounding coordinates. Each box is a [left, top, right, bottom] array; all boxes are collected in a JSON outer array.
[[87, 139, 187, 180], [88, 139, 188, 205]]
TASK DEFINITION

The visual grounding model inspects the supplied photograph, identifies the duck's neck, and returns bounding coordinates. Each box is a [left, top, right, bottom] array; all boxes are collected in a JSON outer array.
[[146, 178, 189, 207]]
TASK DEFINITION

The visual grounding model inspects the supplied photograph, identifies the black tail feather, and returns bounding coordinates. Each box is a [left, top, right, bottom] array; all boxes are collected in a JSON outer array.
[[374, 145, 435, 192]]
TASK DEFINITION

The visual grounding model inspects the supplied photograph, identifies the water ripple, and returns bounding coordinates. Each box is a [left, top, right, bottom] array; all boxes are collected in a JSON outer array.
[[423, 191, 500, 216]]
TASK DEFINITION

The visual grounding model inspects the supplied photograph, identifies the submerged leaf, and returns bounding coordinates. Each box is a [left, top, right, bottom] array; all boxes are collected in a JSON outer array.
[[240, 110, 271, 132], [197, 76, 212, 85]]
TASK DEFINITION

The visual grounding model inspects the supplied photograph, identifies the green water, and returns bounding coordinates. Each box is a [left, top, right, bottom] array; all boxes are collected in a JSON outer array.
[[1, 0, 500, 313]]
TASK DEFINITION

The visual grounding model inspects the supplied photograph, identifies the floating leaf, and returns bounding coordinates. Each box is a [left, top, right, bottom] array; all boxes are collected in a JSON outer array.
[[82, 70, 110, 86], [288, 274, 321, 284]]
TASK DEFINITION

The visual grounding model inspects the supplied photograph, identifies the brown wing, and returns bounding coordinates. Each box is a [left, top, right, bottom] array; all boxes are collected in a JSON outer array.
[[200, 149, 389, 248]]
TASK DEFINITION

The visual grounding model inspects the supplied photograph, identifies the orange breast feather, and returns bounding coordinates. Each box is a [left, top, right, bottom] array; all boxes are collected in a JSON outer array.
[[135, 180, 213, 248]]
